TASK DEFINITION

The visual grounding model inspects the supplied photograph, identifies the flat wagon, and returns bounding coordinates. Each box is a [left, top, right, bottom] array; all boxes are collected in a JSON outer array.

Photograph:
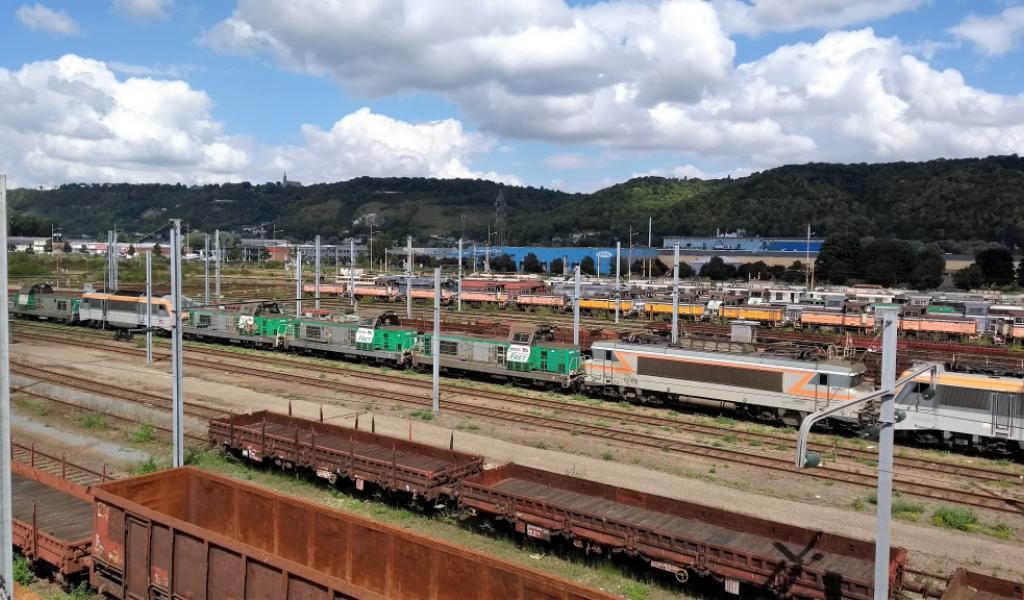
[[941, 569, 1024, 599], [90, 467, 614, 600], [11, 461, 93, 579], [460, 463, 906, 600], [209, 410, 483, 501]]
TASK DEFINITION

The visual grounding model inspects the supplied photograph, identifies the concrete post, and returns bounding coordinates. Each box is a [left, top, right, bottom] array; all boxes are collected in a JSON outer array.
[[203, 234, 210, 306], [315, 235, 321, 309], [350, 239, 356, 302], [671, 243, 680, 345], [573, 265, 581, 346], [874, 308, 899, 600], [0, 175, 14, 600], [432, 267, 441, 416], [294, 249, 302, 317], [169, 220, 184, 467], [457, 238, 463, 312], [214, 229, 221, 301], [146, 250, 153, 364], [615, 241, 621, 324], [406, 236, 413, 319]]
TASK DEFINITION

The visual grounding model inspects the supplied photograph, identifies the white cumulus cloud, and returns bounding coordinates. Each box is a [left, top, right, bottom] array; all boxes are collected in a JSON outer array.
[[950, 6, 1024, 57], [711, 0, 923, 35], [264, 108, 520, 185], [15, 3, 80, 36], [543, 153, 590, 170], [0, 55, 516, 188], [112, 0, 173, 22], [201, 1, 1024, 170]]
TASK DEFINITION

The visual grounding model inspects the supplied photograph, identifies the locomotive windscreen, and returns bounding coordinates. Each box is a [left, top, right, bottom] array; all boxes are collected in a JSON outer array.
[[637, 356, 782, 392]]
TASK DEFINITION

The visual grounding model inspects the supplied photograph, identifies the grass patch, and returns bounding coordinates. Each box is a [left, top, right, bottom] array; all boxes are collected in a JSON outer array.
[[20, 398, 50, 417], [534, 441, 549, 450], [601, 450, 615, 461], [622, 581, 652, 600], [721, 433, 738, 444], [76, 412, 108, 430], [713, 415, 737, 427], [133, 457, 160, 475], [128, 423, 156, 444], [851, 498, 866, 511], [14, 554, 33, 585], [409, 409, 434, 421], [932, 506, 977, 531], [455, 421, 480, 432]]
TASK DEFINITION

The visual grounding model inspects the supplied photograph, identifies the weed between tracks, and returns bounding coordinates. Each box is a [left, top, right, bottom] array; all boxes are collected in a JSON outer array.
[[14, 553, 95, 600]]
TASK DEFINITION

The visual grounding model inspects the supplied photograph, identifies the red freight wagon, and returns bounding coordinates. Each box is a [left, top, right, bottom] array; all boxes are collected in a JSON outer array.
[[942, 569, 1023, 599], [460, 464, 906, 600], [90, 467, 614, 600], [209, 410, 483, 501], [11, 461, 94, 578]]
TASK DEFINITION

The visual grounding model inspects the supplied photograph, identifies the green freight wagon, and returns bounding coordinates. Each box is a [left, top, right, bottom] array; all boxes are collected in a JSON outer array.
[[9, 283, 80, 323], [412, 324, 582, 389], [285, 311, 417, 366], [183, 301, 294, 346]]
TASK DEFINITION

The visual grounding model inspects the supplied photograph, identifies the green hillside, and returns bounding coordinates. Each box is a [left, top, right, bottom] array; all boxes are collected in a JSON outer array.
[[10, 155, 1024, 250]]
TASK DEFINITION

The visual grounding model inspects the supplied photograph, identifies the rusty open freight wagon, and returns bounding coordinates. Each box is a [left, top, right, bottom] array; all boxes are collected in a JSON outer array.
[[942, 569, 1024, 599], [460, 464, 908, 600], [11, 461, 93, 578], [90, 467, 615, 600], [209, 410, 483, 501]]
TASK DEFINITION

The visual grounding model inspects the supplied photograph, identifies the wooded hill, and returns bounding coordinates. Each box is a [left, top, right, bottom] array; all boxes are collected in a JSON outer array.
[[10, 155, 1024, 250]]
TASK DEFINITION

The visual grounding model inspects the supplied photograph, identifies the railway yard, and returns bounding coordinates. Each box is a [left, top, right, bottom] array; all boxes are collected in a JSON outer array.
[[6, 276, 1024, 597]]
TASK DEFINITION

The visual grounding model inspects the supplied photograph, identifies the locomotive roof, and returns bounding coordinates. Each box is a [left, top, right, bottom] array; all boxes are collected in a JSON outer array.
[[591, 340, 864, 375]]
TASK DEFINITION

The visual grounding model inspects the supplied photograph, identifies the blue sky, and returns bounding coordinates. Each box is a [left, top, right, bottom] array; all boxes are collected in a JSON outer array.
[[3, 0, 1024, 191]]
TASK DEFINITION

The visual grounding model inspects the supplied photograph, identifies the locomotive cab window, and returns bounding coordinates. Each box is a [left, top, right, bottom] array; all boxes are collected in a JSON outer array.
[[814, 373, 829, 386], [511, 332, 531, 344], [440, 340, 458, 356]]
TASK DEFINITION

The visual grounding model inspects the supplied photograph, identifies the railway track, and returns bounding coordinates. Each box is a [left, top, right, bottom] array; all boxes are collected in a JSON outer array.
[[11, 440, 119, 486], [12, 386, 208, 444], [16, 324, 1024, 485], [11, 359, 229, 422], [16, 326, 1024, 514]]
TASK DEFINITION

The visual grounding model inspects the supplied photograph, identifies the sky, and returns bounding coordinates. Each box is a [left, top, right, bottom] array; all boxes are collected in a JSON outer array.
[[2, 0, 1024, 192]]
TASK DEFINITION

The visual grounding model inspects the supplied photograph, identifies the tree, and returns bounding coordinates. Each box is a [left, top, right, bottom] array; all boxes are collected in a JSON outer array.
[[678, 260, 695, 278], [580, 256, 596, 275], [737, 261, 771, 280], [43, 238, 53, 253], [1017, 260, 1024, 287], [79, 244, 88, 254], [953, 264, 984, 290], [127, 244, 136, 257], [862, 239, 917, 286], [782, 260, 805, 284], [912, 246, 945, 290], [153, 243, 162, 256], [370, 232, 392, 266], [815, 233, 862, 285], [522, 252, 543, 273], [974, 247, 1015, 287], [768, 264, 786, 279], [549, 257, 564, 275], [62, 241, 72, 253], [491, 253, 516, 272], [699, 256, 730, 280]]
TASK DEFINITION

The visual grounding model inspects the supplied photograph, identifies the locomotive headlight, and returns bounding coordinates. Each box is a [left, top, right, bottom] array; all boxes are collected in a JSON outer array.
[[894, 409, 907, 423], [921, 388, 936, 401]]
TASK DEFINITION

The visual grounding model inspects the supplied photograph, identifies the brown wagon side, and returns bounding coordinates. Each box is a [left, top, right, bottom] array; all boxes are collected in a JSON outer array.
[[209, 410, 483, 500], [460, 463, 907, 600], [942, 569, 1024, 600], [90, 467, 615, 600], [10, 461, 93, 578]]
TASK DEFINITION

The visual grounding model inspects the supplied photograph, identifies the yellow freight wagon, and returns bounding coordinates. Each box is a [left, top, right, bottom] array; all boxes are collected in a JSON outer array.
[[578, 298, 634, 312], [644, 302, 705, 317], [720, 305, 784, 324]]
